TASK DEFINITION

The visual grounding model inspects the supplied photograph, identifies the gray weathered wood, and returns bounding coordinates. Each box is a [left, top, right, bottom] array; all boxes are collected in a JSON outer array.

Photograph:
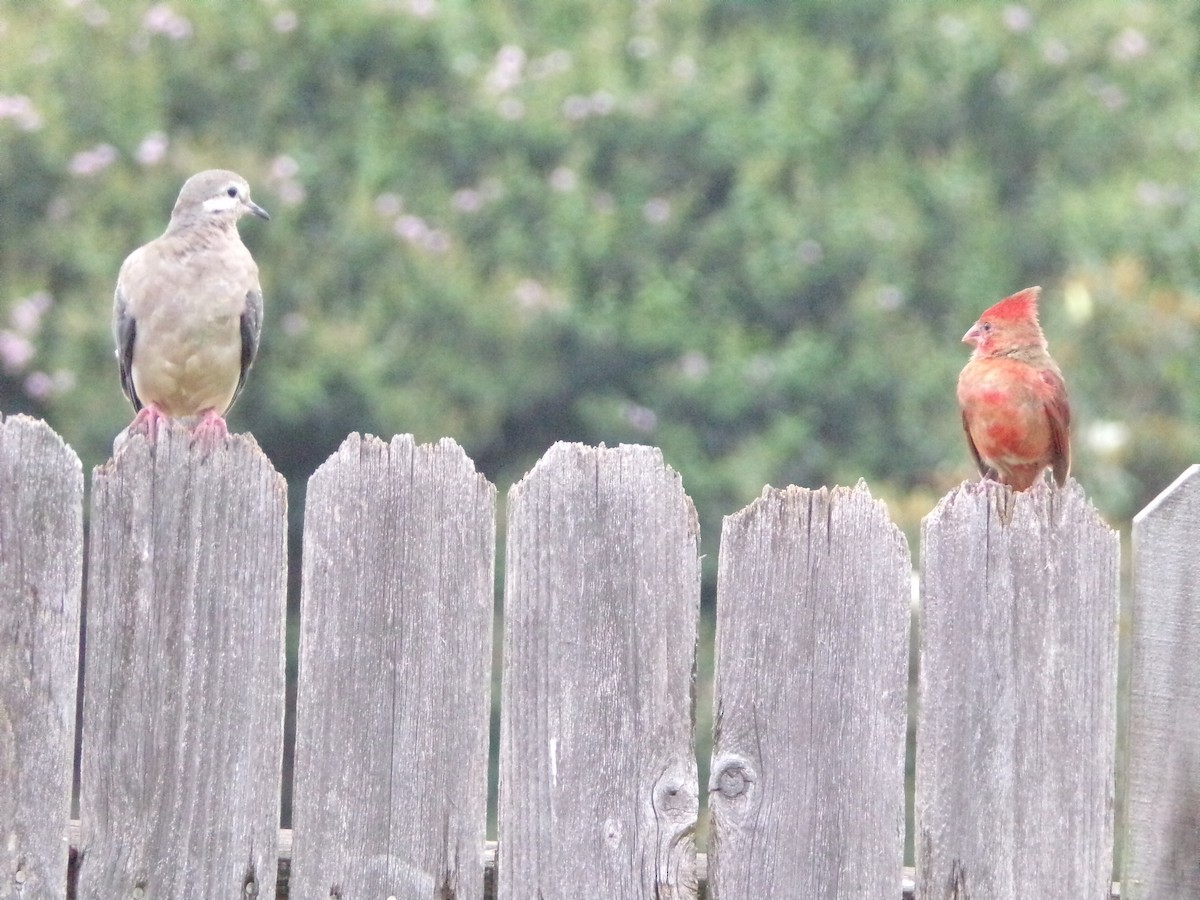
[[77, 426, 287, 899], [290, 433, 495, 900], [1122, 464, 1200, 898], [708, 483, 910, 899], [63, 822, 922, 899], [916, 480, 1119, 900], [499, 442, 700, 900], [0, 415, 83, 899]]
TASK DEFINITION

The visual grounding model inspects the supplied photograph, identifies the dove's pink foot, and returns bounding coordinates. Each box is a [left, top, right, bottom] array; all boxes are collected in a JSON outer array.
[[190, 408, 229, 448], [128, 403, 169, 441]]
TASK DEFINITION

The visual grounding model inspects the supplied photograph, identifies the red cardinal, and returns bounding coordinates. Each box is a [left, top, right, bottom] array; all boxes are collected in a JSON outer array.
[[956, 286, 1071, 491]]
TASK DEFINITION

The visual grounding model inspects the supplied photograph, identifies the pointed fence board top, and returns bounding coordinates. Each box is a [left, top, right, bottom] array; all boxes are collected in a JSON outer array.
[[290, 433, 495, 900], [1124, 464, 1200, 899], [78, 427, 287, 899], [917, 479, 1119, 900], [709, 482, 911, 899], [499, 442, 701, 900], [0, 414, 83, 900]]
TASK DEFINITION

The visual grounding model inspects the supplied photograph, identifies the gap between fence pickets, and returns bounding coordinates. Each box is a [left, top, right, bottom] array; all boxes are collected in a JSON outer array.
[[63, 821, 1125, 898]]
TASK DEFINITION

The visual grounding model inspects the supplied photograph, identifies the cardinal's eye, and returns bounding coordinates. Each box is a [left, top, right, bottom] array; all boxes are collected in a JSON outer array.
[[226, 186, 238, 198], [981, 322, 992, 332]]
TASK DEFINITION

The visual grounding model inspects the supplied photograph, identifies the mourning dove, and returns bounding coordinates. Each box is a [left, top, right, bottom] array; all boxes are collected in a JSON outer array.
[[113, 168, 269, 445]]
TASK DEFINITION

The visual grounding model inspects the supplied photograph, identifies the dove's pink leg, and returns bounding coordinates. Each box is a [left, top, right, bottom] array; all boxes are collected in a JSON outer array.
[[190, 408, 229, 447], [128, 403, 170, 441]]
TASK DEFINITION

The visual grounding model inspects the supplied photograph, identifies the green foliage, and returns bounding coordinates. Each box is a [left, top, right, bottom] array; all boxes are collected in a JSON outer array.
[[1, 0, 1198, 560]]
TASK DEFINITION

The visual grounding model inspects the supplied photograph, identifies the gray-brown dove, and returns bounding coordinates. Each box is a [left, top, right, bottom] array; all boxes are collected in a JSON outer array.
[[113, 168, 269, 444]]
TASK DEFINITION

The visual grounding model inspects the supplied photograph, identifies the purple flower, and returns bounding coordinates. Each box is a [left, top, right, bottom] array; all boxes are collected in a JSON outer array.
[[273, 11, 298, 33], [0, 331, 35, 373], [135, 132, 169, 166], [485, 45, 526, 94], [1002, 6, 1032, 33], [374, 193, 404, 217], [142, 4, 192, 40], [624, 403, 658, 433], [394, 214, 429, 242], [0, 94, 43, 131], [452, 188, 484, 213], [23, 371, 54, 400], [68, 143, 118, 177], [1111, 28, 1149, 62], [549, 167, 577, 192], [270, 155, 300, 180], [10, 292, 53, 335], [643, 197, 671, 224], [406, 0, 437, 18]]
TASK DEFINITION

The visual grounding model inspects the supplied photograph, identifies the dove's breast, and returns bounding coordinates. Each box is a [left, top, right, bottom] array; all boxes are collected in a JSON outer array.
[[121, 233, 258, 418]]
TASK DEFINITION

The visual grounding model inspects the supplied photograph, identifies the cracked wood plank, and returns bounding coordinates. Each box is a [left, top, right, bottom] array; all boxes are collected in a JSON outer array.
[[290, 434, 495, 900], [77, 426, 287, 899], [0, 415, 83, 900], [708, 482, 910, 899], [1122, 465, 1200, 899], [916, 480, 1118, 900], [499, 443, 700, 899]]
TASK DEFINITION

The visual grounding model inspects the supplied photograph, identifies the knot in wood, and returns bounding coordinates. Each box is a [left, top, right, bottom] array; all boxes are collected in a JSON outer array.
[[603, 818, 623, 846], [652, 771, 695, 819], [711, 755, 756, 799]]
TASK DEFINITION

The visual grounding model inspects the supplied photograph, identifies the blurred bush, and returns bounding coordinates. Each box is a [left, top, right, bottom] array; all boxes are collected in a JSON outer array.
[[2, 0, 1198, 560]]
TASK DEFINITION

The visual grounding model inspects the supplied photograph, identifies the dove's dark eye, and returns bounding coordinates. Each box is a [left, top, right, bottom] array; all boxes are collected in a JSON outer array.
[[226, 186, 238, 198]]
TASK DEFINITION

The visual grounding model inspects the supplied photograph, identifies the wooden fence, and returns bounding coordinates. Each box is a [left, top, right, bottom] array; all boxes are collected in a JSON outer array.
[[0, 411, 1197, 899]]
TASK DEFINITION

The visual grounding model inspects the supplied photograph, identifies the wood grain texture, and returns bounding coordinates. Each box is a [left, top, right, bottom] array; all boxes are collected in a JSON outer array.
[[290, 434, 495, 900], [0, 415, 83, 899], [708, 483, 910, 900], [916, 480, 1119, 900], [1123, 464, 1200, 899], [77, 426, 287, 899], [499, 443, 700, 900]]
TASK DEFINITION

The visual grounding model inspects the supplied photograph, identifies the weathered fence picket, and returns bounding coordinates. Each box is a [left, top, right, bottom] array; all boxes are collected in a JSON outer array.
[[1122, 464, 1200, 898], [708, 483, 911, 899], [916, 480, 1120, 899], [290, 434, 495, 900], [0, 415, 83, 900], [77, 428, 287, 898], [498, 443, 700, 899]]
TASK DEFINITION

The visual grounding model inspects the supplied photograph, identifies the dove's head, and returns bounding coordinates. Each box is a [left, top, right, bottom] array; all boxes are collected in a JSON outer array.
[[169, 169, 270, 231]]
